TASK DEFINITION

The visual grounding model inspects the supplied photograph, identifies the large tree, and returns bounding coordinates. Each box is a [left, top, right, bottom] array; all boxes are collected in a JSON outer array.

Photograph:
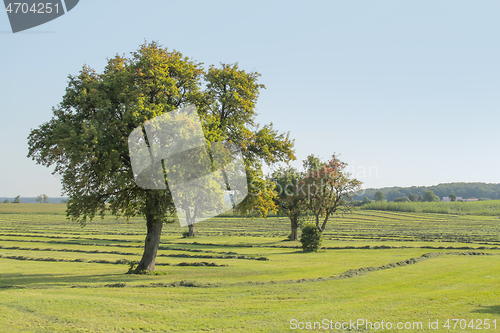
[[302, 154, 362, 232], [28, 42, 294, 272]]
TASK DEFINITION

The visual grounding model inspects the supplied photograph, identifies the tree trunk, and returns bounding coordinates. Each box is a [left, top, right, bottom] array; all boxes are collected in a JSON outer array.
[[320, 212, 331, 232], [135, 213, 163, 272], [188, 224, 195, 237], [290, 216, 299, 241], [315, 214, 322, 232]]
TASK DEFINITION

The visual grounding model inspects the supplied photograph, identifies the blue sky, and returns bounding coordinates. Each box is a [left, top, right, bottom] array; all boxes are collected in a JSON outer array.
[[1, 0, 499, 197]]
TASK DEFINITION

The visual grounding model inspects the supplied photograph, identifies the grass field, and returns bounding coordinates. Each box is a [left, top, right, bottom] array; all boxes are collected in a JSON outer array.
[[0, 204, 499, 332], [361, 200, 500, 216]]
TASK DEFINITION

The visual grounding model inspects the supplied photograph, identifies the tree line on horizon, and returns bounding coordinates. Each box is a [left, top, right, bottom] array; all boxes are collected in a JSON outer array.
[[0, 196, 68, 204], [356, 182, 500, 202]]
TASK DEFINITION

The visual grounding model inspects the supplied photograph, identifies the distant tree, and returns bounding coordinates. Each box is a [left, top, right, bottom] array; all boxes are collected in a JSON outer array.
[[374, 191, 385, 202], [302, 154, 362, 232], [3, 199, 9, 204], [36, 195, 43, 203], [408, 192, 418, 202], [13, 195, 21, 203], [418, 195, 423, 202], [361, 196, 371, 205], [43, 194, 49, 203], [385, 189, 404, 201], [423, 190, 439, 202], [394, 196, 410, 203], [168, 144, 227, 237], [449, 193, 457, 202], [355, 183, 500, 202], [270, 166, 307, 241]]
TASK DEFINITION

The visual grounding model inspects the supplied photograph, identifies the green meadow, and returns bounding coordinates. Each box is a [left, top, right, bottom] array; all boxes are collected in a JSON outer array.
[[0, 204, 499, 332], [361, 200, 500, 216]]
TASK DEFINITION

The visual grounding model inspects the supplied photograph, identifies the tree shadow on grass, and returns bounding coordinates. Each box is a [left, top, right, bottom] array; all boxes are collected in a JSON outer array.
[[472, 305, 500, 315], [272, 250, 306, 255], [0, 272, 134, 288]]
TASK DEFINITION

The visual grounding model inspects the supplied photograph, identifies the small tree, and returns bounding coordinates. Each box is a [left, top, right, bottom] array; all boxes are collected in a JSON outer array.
[[43, 194, 49, 203], [394, 196, 410, 203], [169, 144, 227, 237], [270, 166, 307, 241], [13, 195, 21, 203], [449, 193, 457, 202], [361, 196, 371, 205], [423, 190, 439, 202], [302, 154, 362, 232], [3, 199, 9, 204], [408, 192, 418, 202], [36, 195, 43, 203], [374, 191, 385, 202], [300, 223, 322, 252]]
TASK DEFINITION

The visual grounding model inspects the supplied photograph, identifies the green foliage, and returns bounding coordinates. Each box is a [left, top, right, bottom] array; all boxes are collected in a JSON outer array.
[[302, 154, 322, 172], [27, 42, 295, 271], [374, 191, 385, 201], [203, 63, 295, 218], [361, 196, 371, 205], [449, 193, 457, 202], [27, 41, 294, 226], [126, 260, 138, 273], [269, 165, 307, 240], [300, 223, 323, 252], [423, 190, 440, 202], [394, 196, 410, 203], [302, 154, 362, 232], [36, 194, 49, 204], [408, 192, 418, 202], [13, 195, 20, 204], [358, 182, 500, 202], [361, 199, 500, 216], [2, 199, 8, 204]]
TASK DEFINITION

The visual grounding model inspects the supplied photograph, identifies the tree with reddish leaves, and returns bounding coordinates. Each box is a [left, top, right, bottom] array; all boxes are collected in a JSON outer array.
[[301, 154, 362, 232]]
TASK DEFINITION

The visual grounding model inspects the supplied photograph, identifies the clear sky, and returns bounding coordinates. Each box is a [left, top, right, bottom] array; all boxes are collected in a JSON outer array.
[[1, 0, 499, 197]]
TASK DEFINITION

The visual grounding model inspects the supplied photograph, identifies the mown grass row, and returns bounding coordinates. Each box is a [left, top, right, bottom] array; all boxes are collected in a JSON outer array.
[[361, 199, 500, 215]]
